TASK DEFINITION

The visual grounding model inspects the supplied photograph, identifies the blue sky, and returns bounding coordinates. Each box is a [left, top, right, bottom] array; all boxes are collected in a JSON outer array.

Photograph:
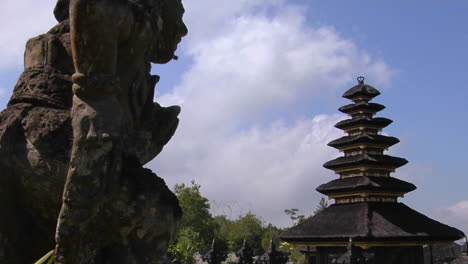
[[0, 1, 467, 235], [308, 1, 468, 208]]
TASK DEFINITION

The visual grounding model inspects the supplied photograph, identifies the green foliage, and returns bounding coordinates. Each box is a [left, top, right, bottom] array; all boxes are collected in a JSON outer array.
[[260, 224, 283, 252], [280, 198, 330, 264], [214, 213, 265, 251], [313, 197, 328, 215], [284, 197, 329, 229], [288, 247, 305, 264], [213, 215, 232, 250], [174, 180, 216, 251], [284, 208, 305, 226], [278, 243, 304, 264], [172, 181, 289, 259], [168, 228, 202, 264], [232, 213, 265, 250], [214, 213, 287, 254], [34, 250, 55, 264]]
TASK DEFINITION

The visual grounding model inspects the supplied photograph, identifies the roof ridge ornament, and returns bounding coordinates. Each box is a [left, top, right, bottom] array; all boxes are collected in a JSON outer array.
[[357, 76, 365, 84]]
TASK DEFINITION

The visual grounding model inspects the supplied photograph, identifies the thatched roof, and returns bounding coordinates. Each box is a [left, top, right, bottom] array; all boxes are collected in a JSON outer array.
[[316, 176, 416, 195], [323, 154, 408, 170], [335, 117, 392, 131], [328, 134, 399, 149], [342, 82, 380, 100], [339, 102, 385, 115], [280, 202, 465, 244]]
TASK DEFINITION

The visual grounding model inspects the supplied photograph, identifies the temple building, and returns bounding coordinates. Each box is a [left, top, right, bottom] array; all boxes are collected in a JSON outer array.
[[280, 77, 465, 264]]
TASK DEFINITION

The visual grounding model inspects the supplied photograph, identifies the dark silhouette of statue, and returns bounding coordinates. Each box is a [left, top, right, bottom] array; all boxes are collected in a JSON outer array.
[[0, 0, 187, 263], [202, 240, 228, 264], [254, 240, 289, 264], [237, 240, 254, 264], [330, 239, 375, 264]]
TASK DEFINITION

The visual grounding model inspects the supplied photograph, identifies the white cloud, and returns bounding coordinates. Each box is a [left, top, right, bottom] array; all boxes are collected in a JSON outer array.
[[182, 0, 284, 49], [0, 0, 395, 228], [393, 162, 432, 185], [199, 115, 342, 223], [151, 1, 393, 227], [152, 114, 344, 227], [430, 200, 468, 238], [0, 0, 57, 69], [159, 3, 392, 130]]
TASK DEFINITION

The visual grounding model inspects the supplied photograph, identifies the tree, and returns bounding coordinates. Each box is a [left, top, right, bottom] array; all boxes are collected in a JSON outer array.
[[174, 181, 216, 251], [284, 208, 305, 226], [214, 213, 265, 251], [213, 215, 233, 250], [260, 224, 283, 252], [168, 228, 202, 264], [281, 198, 329, 264], [278, 242, 304, 264], [233, 213, 265, 250], [313, 197, 328, 215], [172, 182, 291, 258], [284, 198, 329, 229]]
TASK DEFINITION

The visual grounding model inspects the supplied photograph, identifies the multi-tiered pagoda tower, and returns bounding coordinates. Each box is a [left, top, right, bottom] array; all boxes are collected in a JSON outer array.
[[280, 77, 465, 264]]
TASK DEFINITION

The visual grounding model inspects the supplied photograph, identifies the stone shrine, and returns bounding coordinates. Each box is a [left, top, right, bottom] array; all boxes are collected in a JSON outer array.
[[0, 0, 187, 263]]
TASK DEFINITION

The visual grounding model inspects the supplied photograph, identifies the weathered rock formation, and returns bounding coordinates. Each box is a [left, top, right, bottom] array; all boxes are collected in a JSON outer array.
[[0, 0, 187, 263]]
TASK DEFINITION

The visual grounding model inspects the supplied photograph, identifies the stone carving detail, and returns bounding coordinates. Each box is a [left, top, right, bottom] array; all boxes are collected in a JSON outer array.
[[0, 0, 187, 263]]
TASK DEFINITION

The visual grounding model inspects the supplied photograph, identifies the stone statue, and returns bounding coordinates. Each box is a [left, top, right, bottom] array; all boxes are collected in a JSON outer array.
[[0, 0, 187, 263], [237, 240, 254, 264], [254, 240, 289, 264], [330, 239, 375, 264], [202, 240, 228, 264]]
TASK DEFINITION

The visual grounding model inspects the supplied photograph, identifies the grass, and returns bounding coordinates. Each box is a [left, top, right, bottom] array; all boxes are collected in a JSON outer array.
[[35, 250, 55, 264]]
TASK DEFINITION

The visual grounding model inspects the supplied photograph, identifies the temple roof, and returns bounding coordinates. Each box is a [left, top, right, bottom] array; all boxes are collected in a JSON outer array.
[[339, 102, 385, 115], [328, 134, 399, 149], [323, 154, 408, 170], [316, 176, 416, 195], [335, 117, 393, 131], [280, 203, 465, 244], [342, 78, 381, 101], [281, 78, 464, 247]]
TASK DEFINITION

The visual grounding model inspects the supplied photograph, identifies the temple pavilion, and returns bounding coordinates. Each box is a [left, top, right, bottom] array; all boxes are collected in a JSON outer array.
[[280, 77, 465, 264]]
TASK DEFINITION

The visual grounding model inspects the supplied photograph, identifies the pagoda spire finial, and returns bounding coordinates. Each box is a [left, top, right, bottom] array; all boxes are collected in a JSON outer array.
[[357, 76, 365, 84]]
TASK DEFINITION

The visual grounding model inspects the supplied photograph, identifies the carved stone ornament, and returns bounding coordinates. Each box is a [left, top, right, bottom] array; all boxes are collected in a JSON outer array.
[[0, 0, 188, 263]]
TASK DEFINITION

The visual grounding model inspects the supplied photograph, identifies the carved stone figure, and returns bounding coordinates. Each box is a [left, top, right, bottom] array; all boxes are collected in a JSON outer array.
[[0, 0, 187, 263], [202, 240, 228, 264], [254, 240, 289, 264], [237, 240, 254, 264], [330, 239, 375, 264]]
